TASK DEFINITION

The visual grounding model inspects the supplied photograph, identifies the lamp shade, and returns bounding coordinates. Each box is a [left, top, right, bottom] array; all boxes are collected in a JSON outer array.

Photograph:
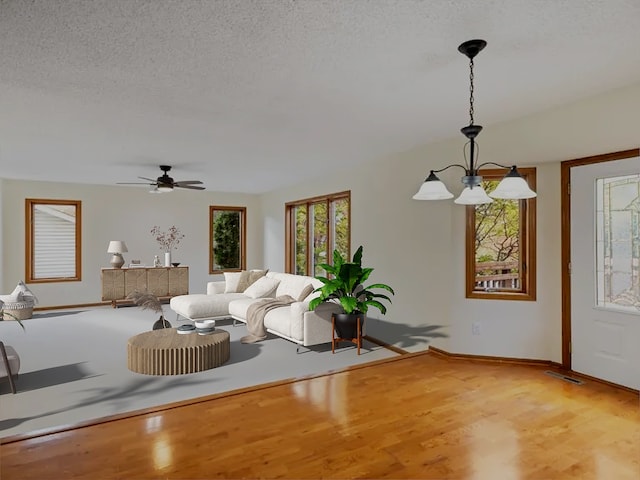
[[489, 169, 537, 199], [413, 171, 454, 200], [454, 186, 494, 205], [107, 241, 128, 254]]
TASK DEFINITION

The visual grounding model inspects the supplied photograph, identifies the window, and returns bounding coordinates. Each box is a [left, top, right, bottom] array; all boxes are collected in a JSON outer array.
[[210, 206, 246, 274], [466, 168, 536, 300], [285, 191, 350, 275], [596, 173, 640, 313], [26, 199, 81, 283]]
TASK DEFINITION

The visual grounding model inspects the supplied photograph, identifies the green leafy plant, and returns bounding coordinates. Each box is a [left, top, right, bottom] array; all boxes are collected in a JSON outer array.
[[308, 246, 394, 315]]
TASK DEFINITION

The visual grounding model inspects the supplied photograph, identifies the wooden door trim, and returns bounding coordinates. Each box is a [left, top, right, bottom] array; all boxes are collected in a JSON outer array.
[[560, 148, 640, 368]]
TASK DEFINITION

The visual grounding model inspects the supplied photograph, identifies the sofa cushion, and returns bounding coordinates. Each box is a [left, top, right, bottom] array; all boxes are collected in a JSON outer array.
[[237, 269, 268, 292], [297, 284, 315, 302], [170, 293, 246, 319], [228, 297, 263, 319], [223, 272, 243, 293], [267, 273, 319, 300], [264, 306, 297, 340], [243, 276, 280, 299]]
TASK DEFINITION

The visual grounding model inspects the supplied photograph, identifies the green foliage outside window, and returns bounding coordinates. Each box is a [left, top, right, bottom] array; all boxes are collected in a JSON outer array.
[[475, 180, 520, 286], [212, 209, 243, 271], [290, 193, 350, 275]]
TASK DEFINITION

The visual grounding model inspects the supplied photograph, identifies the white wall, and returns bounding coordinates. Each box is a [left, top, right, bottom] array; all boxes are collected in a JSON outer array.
[[261, 82, 640, 360], [0, 180, 262, 307]]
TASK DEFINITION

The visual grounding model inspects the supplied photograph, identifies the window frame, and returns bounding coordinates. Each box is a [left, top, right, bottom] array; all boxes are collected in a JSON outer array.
[[285, 191, 351, 276], [209, 205, 247, 274], [465, 168, 537, 301], [25, 198, 82, 283]]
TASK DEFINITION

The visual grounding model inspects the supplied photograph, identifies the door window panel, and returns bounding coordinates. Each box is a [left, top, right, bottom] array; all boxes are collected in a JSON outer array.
[[596, 174, 640, 312]]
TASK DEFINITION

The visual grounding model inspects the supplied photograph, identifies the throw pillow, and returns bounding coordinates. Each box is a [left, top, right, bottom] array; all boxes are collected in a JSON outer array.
[[0, 293, 23, 303], [297, 284, 315, 302], [237, 269, 268, 293], [223, 272, 244, 293], [243, 277, 281, 299], [10, 280, 38, 304]]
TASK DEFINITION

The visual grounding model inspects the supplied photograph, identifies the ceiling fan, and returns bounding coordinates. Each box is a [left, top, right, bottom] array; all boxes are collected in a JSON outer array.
[[117, 165, 205, 192]]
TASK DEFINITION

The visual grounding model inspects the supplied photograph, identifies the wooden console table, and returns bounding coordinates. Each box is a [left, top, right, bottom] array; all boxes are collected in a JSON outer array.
[[101, 266, 189, 307], [127, 328, 230, 375]]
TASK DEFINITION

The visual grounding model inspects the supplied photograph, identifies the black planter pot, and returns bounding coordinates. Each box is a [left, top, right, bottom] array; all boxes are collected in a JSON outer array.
[[152, 315, 172, 330], [333, 313, 365, 340]]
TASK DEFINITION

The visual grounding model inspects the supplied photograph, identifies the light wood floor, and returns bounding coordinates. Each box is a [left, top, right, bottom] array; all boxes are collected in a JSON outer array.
[[1, 351, 638, 479]]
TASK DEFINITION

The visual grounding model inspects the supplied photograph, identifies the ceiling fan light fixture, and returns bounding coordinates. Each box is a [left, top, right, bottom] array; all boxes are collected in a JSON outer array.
[[156, 183, 173, 192]]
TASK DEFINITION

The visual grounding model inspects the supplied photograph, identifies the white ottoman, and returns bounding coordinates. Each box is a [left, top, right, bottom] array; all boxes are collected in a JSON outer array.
[[170, 293, 246, 321]]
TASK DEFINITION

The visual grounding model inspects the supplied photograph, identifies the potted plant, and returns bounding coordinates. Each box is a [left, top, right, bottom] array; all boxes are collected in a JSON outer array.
[[127, 291, 171, 330], [308, 246, 394, 340]]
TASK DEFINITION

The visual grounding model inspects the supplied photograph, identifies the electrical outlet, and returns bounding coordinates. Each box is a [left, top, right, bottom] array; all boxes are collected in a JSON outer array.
[[472, 322, 481, 335]]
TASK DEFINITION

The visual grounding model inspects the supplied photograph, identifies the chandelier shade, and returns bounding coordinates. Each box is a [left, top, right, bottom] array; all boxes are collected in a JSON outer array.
[[488, 166, 537, 199], [454, 186, 493, 205], [413, 39, 537, 205], [412, 172, 454, 200]]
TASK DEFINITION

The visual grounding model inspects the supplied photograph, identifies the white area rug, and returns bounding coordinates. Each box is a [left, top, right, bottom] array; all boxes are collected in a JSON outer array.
[[0, 306, 397, 438]]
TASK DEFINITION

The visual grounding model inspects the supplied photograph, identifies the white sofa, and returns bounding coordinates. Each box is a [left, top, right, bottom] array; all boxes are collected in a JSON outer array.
[[170, 272, 340, 347]]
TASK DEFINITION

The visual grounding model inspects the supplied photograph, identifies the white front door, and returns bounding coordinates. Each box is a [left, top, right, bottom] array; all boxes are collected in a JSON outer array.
[[571, 156, 640, 389]]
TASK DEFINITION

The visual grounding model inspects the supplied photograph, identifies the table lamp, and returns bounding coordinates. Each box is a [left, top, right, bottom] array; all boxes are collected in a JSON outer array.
[[107, 241, 128, 269]]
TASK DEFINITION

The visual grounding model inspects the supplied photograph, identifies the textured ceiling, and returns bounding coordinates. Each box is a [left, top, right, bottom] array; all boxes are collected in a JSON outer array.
[[1, 0, 640, 193]]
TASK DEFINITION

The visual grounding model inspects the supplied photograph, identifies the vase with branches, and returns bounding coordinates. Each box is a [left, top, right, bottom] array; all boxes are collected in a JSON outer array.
[[151, 225, 184, 267], [127, 291, 171, 330]]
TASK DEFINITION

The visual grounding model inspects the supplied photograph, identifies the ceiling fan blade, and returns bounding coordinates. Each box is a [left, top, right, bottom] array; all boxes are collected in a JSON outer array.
[[175, 184, 206, 190], [174, 180, 203, 186], [117, 182, 155, 185], [138, 176, 157, 182]]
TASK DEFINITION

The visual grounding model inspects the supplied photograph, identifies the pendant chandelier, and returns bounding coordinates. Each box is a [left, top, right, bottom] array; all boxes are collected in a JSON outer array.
[[413, 39, 536, 204]]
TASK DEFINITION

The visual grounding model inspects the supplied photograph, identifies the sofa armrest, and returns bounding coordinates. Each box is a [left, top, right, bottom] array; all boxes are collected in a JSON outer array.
[[301, 302, 343, 346], [207, 281, 226, 295], [290, 300, 310, 318]]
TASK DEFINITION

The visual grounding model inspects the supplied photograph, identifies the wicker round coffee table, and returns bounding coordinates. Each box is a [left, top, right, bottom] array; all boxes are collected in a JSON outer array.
[[127, 328, 230, 375]]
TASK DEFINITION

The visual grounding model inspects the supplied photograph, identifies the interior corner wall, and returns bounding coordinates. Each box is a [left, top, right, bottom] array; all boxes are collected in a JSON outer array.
[[0, 180, 262, 307], [260, 81, 640, 359]]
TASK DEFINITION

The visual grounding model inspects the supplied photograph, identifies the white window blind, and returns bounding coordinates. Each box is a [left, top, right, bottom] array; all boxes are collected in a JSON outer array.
[[33, 205, 77, 279]]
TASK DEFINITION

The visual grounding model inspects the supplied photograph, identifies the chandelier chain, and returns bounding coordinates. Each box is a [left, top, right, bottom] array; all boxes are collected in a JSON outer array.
[[468, 57, 475, 125]]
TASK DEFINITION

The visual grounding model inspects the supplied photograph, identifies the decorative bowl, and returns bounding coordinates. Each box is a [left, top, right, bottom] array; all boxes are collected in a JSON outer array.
[[195, 319, 216, 329], [171, 262, 181, 267]]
